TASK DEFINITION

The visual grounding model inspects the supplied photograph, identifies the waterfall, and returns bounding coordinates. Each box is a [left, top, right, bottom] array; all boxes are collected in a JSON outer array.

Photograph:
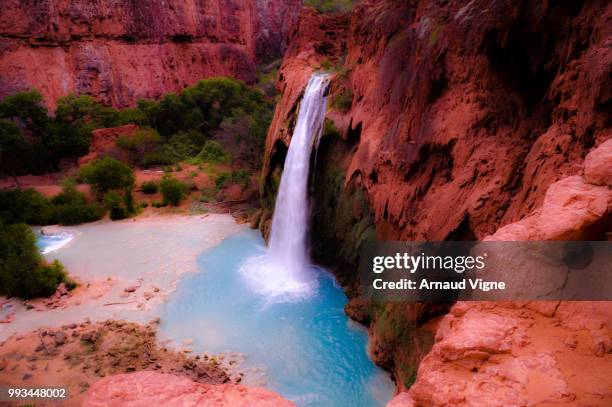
[[269, 74, 330, 276], [241, 73, 330, 301]]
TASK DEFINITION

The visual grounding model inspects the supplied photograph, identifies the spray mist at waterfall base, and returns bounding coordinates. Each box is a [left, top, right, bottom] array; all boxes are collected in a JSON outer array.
[[240, 254, 319, 303]]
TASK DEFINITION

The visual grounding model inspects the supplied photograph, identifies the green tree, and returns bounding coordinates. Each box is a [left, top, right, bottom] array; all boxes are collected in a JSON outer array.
[[0, 120, 28, 187], [0, 189, 52, 225], [79, 157, 135, 197], [0, 91, 49, 135]]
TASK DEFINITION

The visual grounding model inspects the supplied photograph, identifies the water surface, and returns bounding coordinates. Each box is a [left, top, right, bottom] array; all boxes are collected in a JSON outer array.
[[158, 230, 395, 407]]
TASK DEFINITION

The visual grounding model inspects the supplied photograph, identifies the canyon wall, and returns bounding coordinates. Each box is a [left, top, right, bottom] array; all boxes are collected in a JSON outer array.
[[0, 0, 301, 109], [261, 0, 611, 400]]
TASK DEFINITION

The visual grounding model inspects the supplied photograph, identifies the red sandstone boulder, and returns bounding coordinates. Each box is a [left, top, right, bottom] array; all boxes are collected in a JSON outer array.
[[83, 371, 295, 407], [584, 139, 612, 187], [386, 392, 415, 407], [398, 139, 612, 405], [78, 124, 140, 165]]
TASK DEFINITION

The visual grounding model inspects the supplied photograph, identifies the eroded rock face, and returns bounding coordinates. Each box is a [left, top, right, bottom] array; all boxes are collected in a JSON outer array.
[[78, 124, 140, 165], [83, 371, 295, 407], [263, 0, 611, 242], [0, 0, 301, 109], [584, 138, 612, 187], [262, 0, 612, 401], [388, 150, 611, 406]]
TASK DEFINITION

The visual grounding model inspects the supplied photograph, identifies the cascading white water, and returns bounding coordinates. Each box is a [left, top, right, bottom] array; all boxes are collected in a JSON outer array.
[[241, 73, 330, 301], [269, 74, 330, 276]]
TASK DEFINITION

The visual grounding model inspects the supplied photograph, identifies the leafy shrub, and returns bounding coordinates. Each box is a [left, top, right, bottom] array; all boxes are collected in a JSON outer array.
[[105, 192, 127, 220], [142, 151, 176, 167], [321, 58, 333, 70], [0, 189, 52, 225], [323, 119, 341, 138], [79, 157, 135, 196], [116, 128, 163, 167], [331, 88, 353, 112], [124, 190, 135, 214], [304, 0, 355, 13], [0, 223, 73, 299], [256, 64, 279, 97], [215, 170, 251, 189], [45, 181, 103, 225], [160, 176, 186, 206], [52, 203, 103, 226], [197, 140, 231, 164], [0, 186, 102, 226], [141, 181, 158, 194], [199, 188, 216, 203]]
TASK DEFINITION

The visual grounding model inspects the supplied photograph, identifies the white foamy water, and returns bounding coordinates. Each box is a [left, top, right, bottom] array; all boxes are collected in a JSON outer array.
[[36, 229, 76, 254], [242, 73, 330, 301]]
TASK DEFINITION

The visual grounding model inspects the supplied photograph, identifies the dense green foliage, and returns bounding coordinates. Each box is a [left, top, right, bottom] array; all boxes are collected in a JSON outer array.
[[0, 223, 74, 299], [104, 191, 127, 220], [79, 157, 135, 196], [49, 182, 104, 225], [0, 77, 273, 177], [0, 186, 102, 226], [79, 157, 136, 220], [215, 170, 250, 189], [137, 78, 272, 169], [197, 140, 231, 164], [304, 0, 355, 13], [331, 88, 354, 112], [160, 176, 186, 206], [140, 181, 158, 195], [0, 92, 136, 175]]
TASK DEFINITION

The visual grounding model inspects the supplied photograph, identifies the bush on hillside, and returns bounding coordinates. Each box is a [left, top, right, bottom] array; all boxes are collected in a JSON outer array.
[[49, 182, 104, 225], [0, 188, 52, 225], [215, 170, 250, 189], [304, 0, 355, 13], [104, 191, 127, 220], [0, 184, 103, 226], [79, 157, 135, 197], [197, 140, 231, 164], [160, 176, 186, 206], [116, 128, 163, 167], [141, 181, 158, 194]]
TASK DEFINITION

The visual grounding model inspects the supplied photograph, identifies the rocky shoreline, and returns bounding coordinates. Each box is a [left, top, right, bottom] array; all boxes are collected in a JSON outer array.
[[0, 318, 248, 405]]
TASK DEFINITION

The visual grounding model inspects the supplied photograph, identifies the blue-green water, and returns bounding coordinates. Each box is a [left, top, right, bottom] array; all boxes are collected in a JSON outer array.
[[158, 230, 395, 406]]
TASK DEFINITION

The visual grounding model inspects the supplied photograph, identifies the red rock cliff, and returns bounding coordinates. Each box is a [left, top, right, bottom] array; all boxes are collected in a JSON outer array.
[[0, 0, 301, 109], [264, 0, 611, 242], [261, 0, 612, 402]]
